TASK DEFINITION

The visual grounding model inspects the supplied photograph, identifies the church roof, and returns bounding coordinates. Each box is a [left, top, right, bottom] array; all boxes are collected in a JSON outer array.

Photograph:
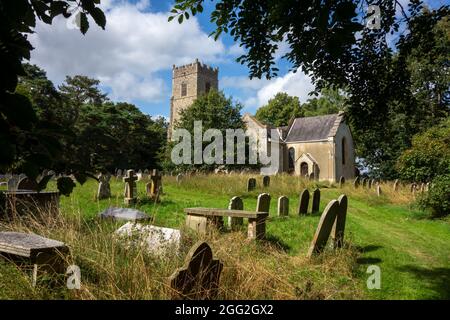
[[284, 113, 343, 142]]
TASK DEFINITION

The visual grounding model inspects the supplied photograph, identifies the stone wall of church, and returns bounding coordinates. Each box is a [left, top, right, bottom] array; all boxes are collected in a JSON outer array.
[[285, 141, 334, 180], [333, 122, 355, 181]]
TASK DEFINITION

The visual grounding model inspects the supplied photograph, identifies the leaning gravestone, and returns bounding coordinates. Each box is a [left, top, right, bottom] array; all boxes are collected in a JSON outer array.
[[393, 179, 399, 192], [247, 178, 256, 191], [312, 188, 320, 213], [228, 196, 244, 230], [0, 232, 69, 286], [377, 185, 382, 196], [97, 173, 111, 200], [277, 196, 289, 216], [298, 189, 310, 215], [307, 200, 340, 257], [353, 177, 360, 188], [115, 222, 181, 256], [262, 176, 270, 187], [339, 176, 345, 188], [123, 170, 138, 205], [361, 177, 367, 188], [169, 241, 223, 300], [331, 195, 348, 249], [99, 207, 150, 222], [17, 177, 39, 191]]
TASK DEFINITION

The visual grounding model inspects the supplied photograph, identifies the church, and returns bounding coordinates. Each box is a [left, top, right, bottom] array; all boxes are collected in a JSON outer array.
[[169, 60, 355, 182]]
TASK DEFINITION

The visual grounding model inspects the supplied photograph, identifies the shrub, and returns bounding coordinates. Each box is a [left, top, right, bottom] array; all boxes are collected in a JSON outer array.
[[419, 174, 450, 218]]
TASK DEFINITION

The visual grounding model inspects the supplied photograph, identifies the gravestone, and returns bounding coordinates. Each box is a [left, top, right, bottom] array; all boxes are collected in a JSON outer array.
[[116, 169, 123, 179], [353, 177, 360, 188], [298, 189, 310, 215], [123, 170, 138, 205], [312, 188, 320, 213], [377, 185, 382, 196], [1, 191, 60, 219], [7, 176, 19, 191], [228, 196, 244, 231], [99, 207, 151, 221], [115, 222, 181, 256], [0, 232, 69, 286], [148, 169, 162, 201], [176, 174, 182, 183], [262, 176, 270, 187], [17, 177, 39, 191], [425, 182, 430, 192], [277, 196, 289, 216], [393, 179, 399, 191], [410, 183, 417, 194], [339, 176, 345, 188], [256, 193, 270, 213], [309, 173, 315, 181], [169, 241, 223, 300], [420, 183, 425, 193], [97, 173, 111, 200], [331, 195, 348, 249], [361, 178, 367, 188], [247, 178, 256, 191]]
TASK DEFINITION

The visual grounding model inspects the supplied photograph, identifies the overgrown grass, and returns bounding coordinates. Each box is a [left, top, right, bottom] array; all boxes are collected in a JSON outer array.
[[0, 174, 448, 299]]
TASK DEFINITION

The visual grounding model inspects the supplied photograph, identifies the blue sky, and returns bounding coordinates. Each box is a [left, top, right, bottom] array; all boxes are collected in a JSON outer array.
[[28, 0, 315, 119], [29, 0, 446, 119]]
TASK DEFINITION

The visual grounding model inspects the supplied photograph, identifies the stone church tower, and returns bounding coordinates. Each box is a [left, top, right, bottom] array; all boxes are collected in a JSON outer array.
[[168, 59, 218, 139]]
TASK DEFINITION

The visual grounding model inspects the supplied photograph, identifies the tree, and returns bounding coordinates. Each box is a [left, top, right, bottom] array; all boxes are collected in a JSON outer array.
[[167, 90, 245, 172], [301, 87, 347, 117], [255, 93, 302, 127], [171, 1, 449, 179], [0, 0, 106, 194]]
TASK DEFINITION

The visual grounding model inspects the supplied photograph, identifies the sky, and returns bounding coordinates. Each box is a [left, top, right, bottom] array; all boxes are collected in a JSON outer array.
[[28, 0, 446, 119], [28, 0, 315, 119]]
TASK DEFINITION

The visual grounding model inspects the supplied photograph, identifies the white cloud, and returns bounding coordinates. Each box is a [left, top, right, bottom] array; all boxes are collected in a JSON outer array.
[[29, 1, 225, 103], [223, 69, 315, 112]]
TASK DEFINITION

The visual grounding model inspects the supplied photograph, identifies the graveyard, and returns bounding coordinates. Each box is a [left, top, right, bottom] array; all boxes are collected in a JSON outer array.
[[0, 173, 448, 300]]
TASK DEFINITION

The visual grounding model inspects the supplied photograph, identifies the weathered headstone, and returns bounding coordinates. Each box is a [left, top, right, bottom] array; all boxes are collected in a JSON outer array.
[[339, 176, 345, 188], [393, 179, 399, 191], [17, 177, 38, 191], [0, 232, 69, 286], [99, 207, 150, 221], [420, 183, 425, 193], [361, 177, 367, 188], [115, 222, 181, 256], [353, 177, 360, 188], [7, 176, 19, 191], [312, 188, 320, 213], [169, 241, 223, 299], [176, 174, 182, 183], [256, 193, 270, 213], [247, 178, 256, 191], [309, 172, 315, 181], [377, 185, 382, 196], [262, 176, 270, 187], [147, 169, 162, 201], [228, 196, 244, 230], [277, 196, 289, 216], [298, 189, 310, 215], [410, 183, 417, 194], [307, 200, 340, 257], [331, 195, 348, 249], [116, 169, 123, 179], [97, 173, 111, 200], [425, 182, 430, 192], [123, 170, 138, 205]]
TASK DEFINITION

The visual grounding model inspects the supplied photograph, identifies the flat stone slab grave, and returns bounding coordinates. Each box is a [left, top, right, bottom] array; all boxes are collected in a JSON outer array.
[[0, 232, 69, 286], [99, 207, 151, 222], [184, 208, 269, 240]]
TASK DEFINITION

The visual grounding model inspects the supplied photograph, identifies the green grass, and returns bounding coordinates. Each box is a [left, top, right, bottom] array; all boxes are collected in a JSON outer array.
[[0, 174, 449, 299]]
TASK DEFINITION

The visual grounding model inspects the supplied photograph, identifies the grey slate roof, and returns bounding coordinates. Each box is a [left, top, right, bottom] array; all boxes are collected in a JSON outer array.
[[284, 113, 341, 142]]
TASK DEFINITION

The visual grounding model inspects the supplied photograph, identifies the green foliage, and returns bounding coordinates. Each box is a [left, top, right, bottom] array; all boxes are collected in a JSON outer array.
[[255, 92, 302, 127], [167, 90, 246, 172], [301, 87, 347, 117], [396, 118, 450, 182], [0, 0, 106, 194], [16, 64, 168, 186], [421, 175, 450, 218]]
